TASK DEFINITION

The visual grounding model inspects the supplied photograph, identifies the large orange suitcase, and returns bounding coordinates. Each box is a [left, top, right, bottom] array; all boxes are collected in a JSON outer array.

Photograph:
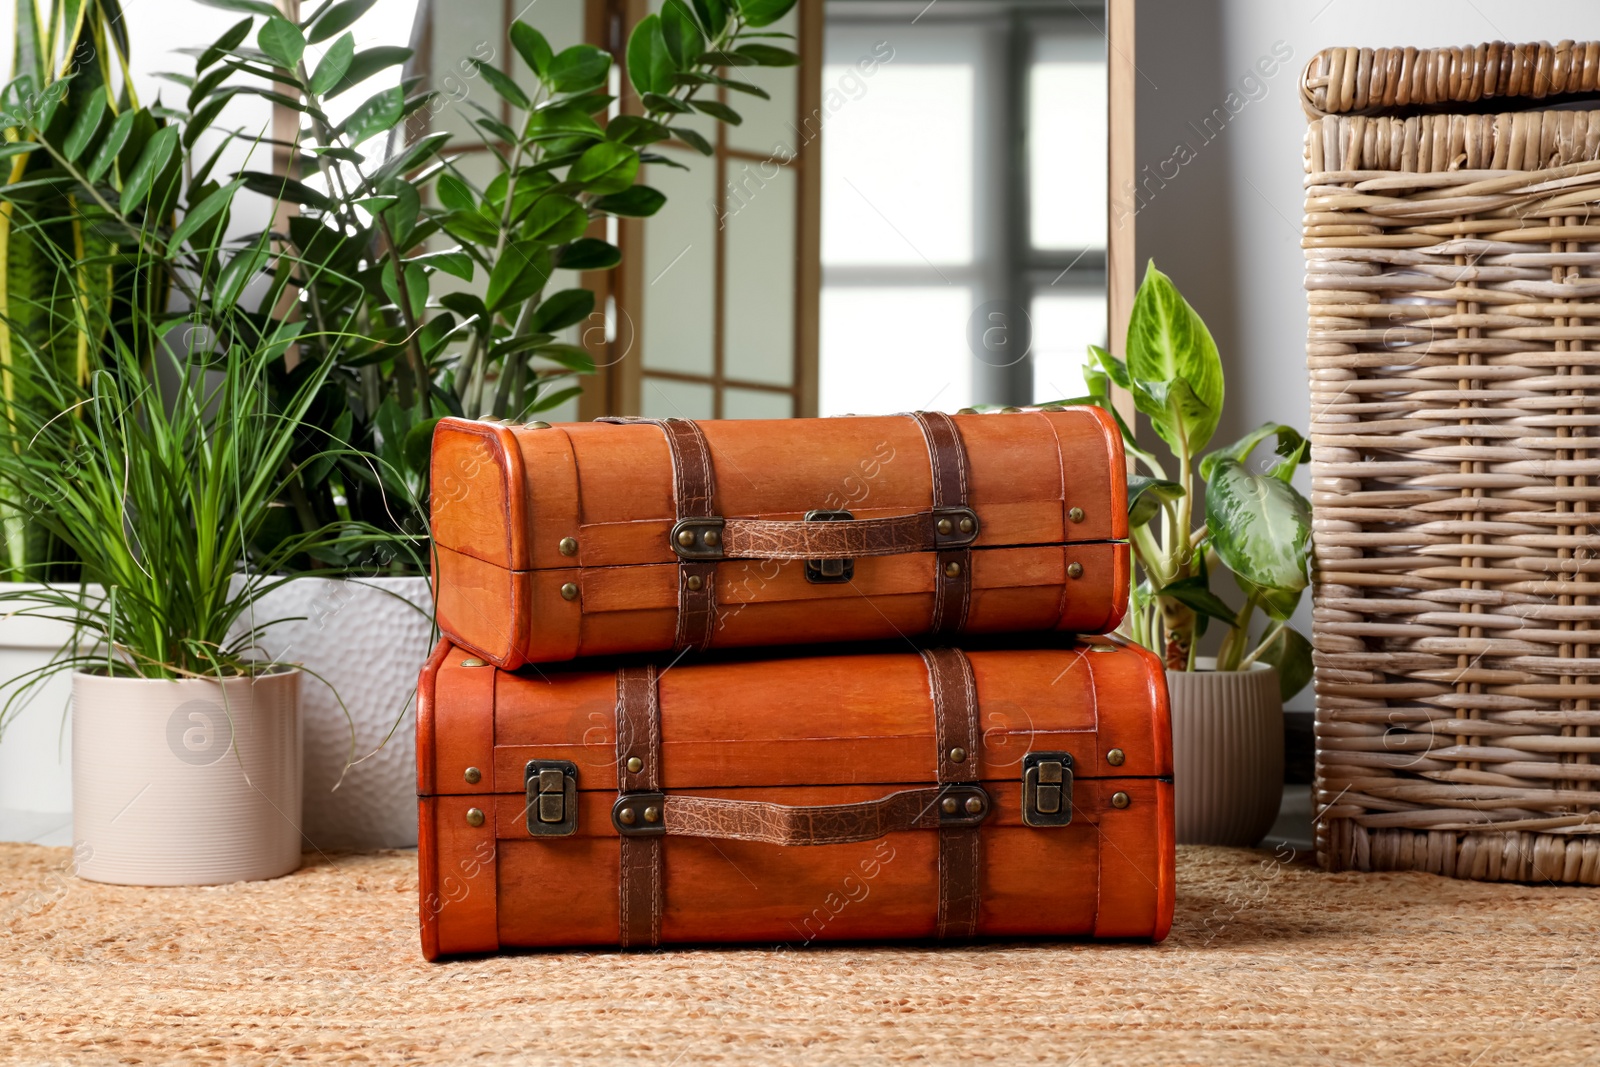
[[416, 635, 1174, 957], [429, 409, 1129, 669]]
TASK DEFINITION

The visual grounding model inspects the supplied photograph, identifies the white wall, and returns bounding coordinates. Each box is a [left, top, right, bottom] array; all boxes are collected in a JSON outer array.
[[1133, 0, 1599, 707]]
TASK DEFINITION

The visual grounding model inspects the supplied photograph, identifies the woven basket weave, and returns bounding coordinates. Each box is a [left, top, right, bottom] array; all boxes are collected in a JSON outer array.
[[1304, 42, 1600, 884]]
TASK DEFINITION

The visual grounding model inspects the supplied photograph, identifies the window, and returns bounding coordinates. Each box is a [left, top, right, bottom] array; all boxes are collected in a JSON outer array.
[[820, 1, 1107, 415]]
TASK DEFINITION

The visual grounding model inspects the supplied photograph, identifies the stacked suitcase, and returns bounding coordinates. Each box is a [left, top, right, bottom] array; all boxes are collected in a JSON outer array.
[[418, 409, 1174, 957]]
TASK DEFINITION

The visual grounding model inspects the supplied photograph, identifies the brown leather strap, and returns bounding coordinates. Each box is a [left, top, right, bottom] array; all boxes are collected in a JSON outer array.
[[660, 787, 961, 846], [615, 666, 662, 949], [599, 417, 717, 650], [718, 511, 973, 560], [907, 412, 974, 636], [923, 647, 982, 939]]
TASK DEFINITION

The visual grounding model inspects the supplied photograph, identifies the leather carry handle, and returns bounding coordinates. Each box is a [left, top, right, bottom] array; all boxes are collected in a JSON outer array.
[[611, 784, 990, 847], [670, 507, 979, 562]]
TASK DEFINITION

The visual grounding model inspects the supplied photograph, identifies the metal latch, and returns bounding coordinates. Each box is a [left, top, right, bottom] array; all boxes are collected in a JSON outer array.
[[525, 760, 578, 837], [1021, 752, 1073, 827], [803, 509, 854, 583]]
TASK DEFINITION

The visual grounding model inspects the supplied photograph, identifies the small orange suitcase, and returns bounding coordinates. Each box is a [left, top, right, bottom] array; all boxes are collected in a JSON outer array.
[[429, 409, 1129, 669], [415, 635, 1174, 957]]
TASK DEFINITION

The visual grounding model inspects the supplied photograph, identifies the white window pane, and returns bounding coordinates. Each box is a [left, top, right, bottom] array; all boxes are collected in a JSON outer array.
[[642, 377, 714, 420], [821, 54, 974, 267], [1031, 36, 1106, 251], [1030, 292, 1106, 404], [820, 287, 972, 416], [723, 165, 796, 386], [641, 148, 717, 376], [724, 388, 793, 420]]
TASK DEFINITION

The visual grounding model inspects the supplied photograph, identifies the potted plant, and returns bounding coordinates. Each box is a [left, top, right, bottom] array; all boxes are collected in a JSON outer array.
[[154, 0, 797, 847], [0, 61, 379, 882], [1069, 263, 1313, 846]]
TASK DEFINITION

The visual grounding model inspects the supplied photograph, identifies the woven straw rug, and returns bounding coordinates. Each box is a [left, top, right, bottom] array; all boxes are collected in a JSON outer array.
[[2, 844, 1596, 1066]]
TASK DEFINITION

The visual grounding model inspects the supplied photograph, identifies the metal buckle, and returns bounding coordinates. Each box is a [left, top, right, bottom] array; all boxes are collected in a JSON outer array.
[[669, 517, 726, 560], [525, 760, 579, 837], [802, 509, 854, 584], [1021, 752, 1073, 827], [936, 784, 991, 827], [932, 506, 980, 548], [612, 792, 667, 836]]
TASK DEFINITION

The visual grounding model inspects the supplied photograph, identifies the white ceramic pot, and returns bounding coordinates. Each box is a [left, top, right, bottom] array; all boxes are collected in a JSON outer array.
[[72, 669, 302, 885], [1167, 658, 1284, 847], [241, 576, 433, 850]]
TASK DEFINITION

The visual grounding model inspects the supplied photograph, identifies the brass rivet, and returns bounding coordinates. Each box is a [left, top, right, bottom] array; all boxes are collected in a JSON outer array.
[[560, 582, 579, 600], [643, 805, 661, 823], [460, 657, 486, 667], [1107, 748, 1125, 767], [958, 517, 974, 534], [964, 796, 984, 814], [703, 530, 720, 548], [686, 574, 703, 591], [677, 529, 696, 547], [464, 767, 482, 784], [465, 808, 485, 827], [1067, 562, 1084, 579], [626, 756, 643, 773], [949, 747, 967, 763], [937, 518, 953, 535], [1111, 791, 1131, 810], [1041, 404, 1065, 412], [941, 797, 958, 814], [1088, 643, 1117, 653], [527, 420, 551, 429], [1069, 507, 1085, 523], [558, 537, 578, 556], [956, 407, 978, 415], [1001, 406, 1022, 413], [618, 806, 637, 825], [944, 561, 962, 578]]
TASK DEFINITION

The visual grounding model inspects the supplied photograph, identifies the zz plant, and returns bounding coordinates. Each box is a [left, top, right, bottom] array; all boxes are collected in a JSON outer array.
[[1073, 263, 1313, 699]]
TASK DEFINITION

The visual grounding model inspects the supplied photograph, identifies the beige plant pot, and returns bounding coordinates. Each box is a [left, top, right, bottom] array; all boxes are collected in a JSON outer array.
[[1167, 659, 1283, 847], [72, 669, 302, 885]]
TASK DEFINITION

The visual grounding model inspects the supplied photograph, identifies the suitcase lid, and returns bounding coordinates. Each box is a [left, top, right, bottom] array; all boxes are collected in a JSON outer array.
[[430, 409, 1127, 575], [417, 636, 1171, 799]]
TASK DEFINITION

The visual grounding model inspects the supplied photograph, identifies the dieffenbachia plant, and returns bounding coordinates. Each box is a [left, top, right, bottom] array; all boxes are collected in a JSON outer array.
[[1070, 262, 1312, 698]]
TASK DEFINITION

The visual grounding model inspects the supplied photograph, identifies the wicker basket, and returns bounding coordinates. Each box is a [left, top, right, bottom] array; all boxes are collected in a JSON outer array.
[[1304, 42, 1600, 884]]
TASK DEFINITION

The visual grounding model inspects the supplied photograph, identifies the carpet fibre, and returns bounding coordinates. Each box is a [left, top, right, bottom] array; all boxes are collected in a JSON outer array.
[[2, 843, 1598, 1065]]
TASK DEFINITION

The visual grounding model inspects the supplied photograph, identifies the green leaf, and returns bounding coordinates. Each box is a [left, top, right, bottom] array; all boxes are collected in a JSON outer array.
[[606, 115, 670, 147], [402, 416, 443, 476], [86, 108, 137, 181], [692, 0, 729, 37], [533, 343, 597, 374], [327, 46, 411, 98], [381, 259, 428, 322], [1088, 344, 1131, 390], [435, 171, 476, 214], [409, 247, 474, 281], [308, 0, 379, 44], [309, 32, 356, 94], [193, 0, 279, 16], [555, 238, 621, 271], [661, 0, 705, 67], [1152, 576, 1238, 628], [591, 184, 665, 218], [735, 0, 797, 27], [1259, 626, 1312, 702], [525, 103, 603, 142], [199, 17, 254, 71], [549, 44, 610, 94], [341, 85, 404, 146], [1125, 262, 1224, 456], [734, 43, 799, 66], [62, 92, 107, 163], [485, 247, 552, 313], [258, 17, 307, 70], [510, 22, 553, 80], [118, 125, 180, 208], [523, 195, 588, 243], [170, 178, 244, 249], [1205, 456, 1311, 616], [1126, 474, 1184, 529], [642, 92, 692, 115], [529, 289, 595, 333], [469, 57, 531, 110], [690, 99, 741, 125], [1200, 422, 1306, 484], [626, 14, 674, 97], [214, 235, 271, 309], [671, 126, 714, 155], [239, 170, 338, 211], [567, 141, 639, 195], [529, 385, 583, 413]]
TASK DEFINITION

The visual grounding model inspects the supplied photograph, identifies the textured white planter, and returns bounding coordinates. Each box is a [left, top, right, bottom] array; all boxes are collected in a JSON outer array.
[[242, 576, 433, 850], [72, 669, 302, 885], [1168, 659, 1284, 847]]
